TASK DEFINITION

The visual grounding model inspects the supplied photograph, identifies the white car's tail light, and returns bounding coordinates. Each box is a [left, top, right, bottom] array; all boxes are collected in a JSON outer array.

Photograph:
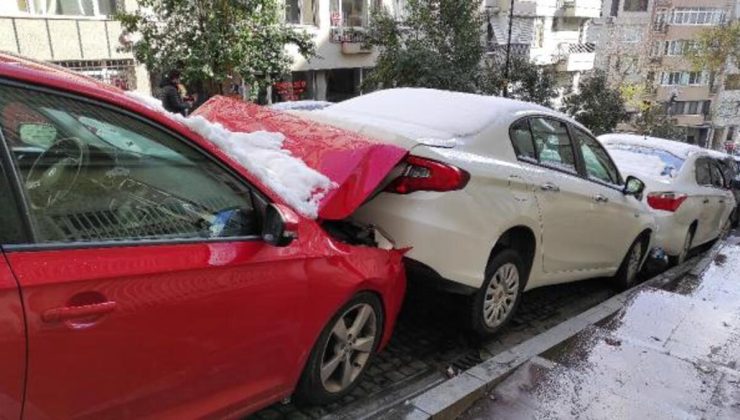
[[647, 192, 688, 212], [385, 155, 470, 194]]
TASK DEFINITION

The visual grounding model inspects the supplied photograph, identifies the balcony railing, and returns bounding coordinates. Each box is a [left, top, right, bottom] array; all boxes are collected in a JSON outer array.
[[555, 43, 596, 72]]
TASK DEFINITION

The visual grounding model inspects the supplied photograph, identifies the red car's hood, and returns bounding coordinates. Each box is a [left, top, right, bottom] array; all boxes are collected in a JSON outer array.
[[193, 96, 407, 220]]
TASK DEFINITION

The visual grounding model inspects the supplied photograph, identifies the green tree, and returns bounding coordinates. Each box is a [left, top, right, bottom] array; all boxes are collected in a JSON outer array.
[[686, 21, 740, 76], [117, 0, 315, 98], [633, 104, 686, 141], [686, 21, 740, 148], [561, 71, 627, 135], [363, 0, 484, 92], [480, 55, 559, 107]]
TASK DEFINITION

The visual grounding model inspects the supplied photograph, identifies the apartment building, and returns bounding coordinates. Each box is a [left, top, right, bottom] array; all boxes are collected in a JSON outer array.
[[483, 0, 602, 100], [593, 0, 739, 149], [276, 0, 404, 103], [0, 0, 150, 93]]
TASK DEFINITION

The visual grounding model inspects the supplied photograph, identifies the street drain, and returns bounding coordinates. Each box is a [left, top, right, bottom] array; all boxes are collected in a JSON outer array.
[[446, 351, 484, 375]]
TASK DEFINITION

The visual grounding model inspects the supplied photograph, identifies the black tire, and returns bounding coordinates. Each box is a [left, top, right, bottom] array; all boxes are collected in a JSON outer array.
[[294, 292, 383, 405], [613, 237, 646, 290], [669, 227, 695, 266], [470, 249, 526, 337]]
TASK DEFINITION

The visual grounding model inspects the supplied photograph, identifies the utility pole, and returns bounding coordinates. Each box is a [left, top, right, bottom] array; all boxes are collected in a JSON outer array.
[[503, 0, 515, 97]]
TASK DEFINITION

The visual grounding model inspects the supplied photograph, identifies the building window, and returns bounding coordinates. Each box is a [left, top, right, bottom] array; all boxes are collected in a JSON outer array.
[[665, 100, 711, 115], [652, 40, 697, 56], [661, 71, 709, 86], [16, 0, 118, 16], [285, 0, 317, 26], [623, 0, 648, 12], [331, 0, 368, 27], [669, 8, 725, 26]]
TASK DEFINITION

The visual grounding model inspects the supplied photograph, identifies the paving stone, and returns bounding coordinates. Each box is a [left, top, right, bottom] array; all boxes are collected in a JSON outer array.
[[249, 268, 635, 418]]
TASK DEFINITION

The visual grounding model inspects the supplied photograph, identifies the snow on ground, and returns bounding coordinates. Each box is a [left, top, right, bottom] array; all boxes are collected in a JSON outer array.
[[124, 91, 334, 219]]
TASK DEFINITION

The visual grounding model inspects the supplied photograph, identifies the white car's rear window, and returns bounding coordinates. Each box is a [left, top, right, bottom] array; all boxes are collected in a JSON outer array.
[[607, 143, 686, 178]]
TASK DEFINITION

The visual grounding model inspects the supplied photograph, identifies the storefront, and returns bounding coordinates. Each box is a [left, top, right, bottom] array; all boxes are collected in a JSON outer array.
[[271, 67, 369, 104]]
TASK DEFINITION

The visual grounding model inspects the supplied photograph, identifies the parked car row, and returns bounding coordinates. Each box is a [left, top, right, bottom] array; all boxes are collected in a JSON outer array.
[[600, 134, 738, 265], [0, 53, 735, 418]]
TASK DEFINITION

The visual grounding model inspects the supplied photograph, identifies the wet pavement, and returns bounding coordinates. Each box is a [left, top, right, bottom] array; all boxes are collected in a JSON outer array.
[[460, 233, 740, 420], [250, 275, 620, 419]]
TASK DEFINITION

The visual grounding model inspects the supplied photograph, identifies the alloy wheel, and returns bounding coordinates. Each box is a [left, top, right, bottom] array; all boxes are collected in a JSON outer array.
[[483, 263, 519, 328], [320, 303, 377, 393]]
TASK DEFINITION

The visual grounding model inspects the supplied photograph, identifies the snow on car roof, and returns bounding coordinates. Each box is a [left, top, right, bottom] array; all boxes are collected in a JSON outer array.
[[598, 133, 705, 159], [317, 88, 573, 140], [269, 100, 333, 111], [126, 91, 334, 219], [706, 149, 733, 160]]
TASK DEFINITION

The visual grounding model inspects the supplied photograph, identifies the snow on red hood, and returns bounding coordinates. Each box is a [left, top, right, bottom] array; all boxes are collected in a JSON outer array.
[[193, 96, 408, 220]]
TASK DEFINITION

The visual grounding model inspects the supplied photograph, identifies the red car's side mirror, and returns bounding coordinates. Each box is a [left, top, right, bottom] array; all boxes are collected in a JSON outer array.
[[262, 203, 299, 247]]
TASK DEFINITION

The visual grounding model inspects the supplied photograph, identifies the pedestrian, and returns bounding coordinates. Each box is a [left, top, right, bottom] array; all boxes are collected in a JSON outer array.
[[159, 70, 192, 116]]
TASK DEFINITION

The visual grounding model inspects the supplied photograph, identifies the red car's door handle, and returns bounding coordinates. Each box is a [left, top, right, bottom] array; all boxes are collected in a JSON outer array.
[[42, 301, 117, 323]]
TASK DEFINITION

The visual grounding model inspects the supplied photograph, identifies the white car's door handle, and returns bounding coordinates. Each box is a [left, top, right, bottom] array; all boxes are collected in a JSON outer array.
[[594, 194, 609, 203], [703, 199, 710, 204], [540, 183, 560, 192]]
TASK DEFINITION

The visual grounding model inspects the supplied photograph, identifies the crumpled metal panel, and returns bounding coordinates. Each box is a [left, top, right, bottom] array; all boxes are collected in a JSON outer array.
[[193, 96, 408, 220]]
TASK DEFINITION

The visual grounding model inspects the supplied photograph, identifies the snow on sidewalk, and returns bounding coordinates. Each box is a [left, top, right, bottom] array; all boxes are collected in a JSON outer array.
[[125, 91, 334, 218], [461, 233, 740, 419]]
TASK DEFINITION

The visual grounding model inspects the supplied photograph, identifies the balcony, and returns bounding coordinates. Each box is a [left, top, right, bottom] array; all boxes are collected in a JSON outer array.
[[558, 0, 601, 19], [329, 27, 373, 55], [555, 43, 596, 72]]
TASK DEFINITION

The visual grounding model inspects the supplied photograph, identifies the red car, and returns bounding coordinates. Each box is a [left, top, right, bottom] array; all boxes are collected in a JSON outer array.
[[0, 53, 407, 418]]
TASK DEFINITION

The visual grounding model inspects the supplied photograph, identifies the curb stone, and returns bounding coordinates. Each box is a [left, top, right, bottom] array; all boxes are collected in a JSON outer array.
[[382, 239, 727, 420]]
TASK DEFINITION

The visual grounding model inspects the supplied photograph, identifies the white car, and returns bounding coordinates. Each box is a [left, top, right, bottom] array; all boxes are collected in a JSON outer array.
[[600, 134, 736, 265], [300, 88, 656, 336]]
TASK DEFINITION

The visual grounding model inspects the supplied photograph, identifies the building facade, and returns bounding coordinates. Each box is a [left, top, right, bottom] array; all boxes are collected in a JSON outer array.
[[0, 0, 150, 93], [276, 0, 403, 103], [483, 0, 602, 101], [592, 0, 740, 149]]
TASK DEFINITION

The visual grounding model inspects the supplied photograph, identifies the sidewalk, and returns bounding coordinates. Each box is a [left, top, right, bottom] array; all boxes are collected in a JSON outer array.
[[459, 234, 740, 419]]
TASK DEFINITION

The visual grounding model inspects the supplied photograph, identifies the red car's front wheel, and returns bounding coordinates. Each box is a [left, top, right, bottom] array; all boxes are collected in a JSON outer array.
[[295, 293, 384, 405]]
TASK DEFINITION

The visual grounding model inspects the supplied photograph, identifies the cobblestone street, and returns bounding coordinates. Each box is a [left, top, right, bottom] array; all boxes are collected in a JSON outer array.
[[251, 275, 622, 419]]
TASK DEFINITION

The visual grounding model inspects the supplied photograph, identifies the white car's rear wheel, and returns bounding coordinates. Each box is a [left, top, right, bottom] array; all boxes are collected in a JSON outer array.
[[471, 249, 524, 336]]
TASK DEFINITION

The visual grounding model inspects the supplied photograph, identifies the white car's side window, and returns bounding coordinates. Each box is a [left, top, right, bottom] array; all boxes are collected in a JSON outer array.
[[529, 118, 578, 174], [572, 128, 621, 185], [695, 159, 713, 186], [509, 119, 537, 162]]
